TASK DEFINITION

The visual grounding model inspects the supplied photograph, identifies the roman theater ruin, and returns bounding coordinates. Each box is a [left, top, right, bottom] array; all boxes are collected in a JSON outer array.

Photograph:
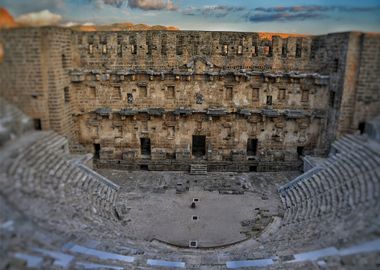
[[0, 27, 379, 269]]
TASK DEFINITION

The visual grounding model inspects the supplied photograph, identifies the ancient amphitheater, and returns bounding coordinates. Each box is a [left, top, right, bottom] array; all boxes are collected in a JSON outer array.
[[0, 27, 380, 269]]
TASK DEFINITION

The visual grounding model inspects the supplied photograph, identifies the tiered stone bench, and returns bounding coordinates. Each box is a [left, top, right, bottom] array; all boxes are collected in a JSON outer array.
[[0, 130, 120, 220]]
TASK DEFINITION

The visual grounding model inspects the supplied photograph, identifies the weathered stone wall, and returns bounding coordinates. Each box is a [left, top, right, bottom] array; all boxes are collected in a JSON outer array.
[[43, 28, 73, 137], [351, 33, 380, 133], [0, 28, 49, 128], [71, 72, 328, 167], [72, 31, 316, 71], [0, 27, 379, 171], [0, 27, 73, 137], [314, 32, 380, 143]]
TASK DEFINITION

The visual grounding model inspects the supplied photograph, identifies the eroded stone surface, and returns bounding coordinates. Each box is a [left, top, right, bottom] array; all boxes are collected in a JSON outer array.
[[0, 29, 378, 171]]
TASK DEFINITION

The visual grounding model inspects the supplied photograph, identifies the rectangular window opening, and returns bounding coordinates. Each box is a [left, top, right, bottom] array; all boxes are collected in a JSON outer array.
[[282, 44, 287, 57], [252, 45, 258, 57], [88, 44, 93, 55], [102, 44, 107, 54], [295, 41, 302, 58], [117, 44, 122, 57], [222, 44, 228, 55], [131, 44, 137, 55]]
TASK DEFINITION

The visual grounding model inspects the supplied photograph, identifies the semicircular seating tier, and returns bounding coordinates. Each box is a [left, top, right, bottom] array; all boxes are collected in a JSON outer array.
[[1, 98, 379, 269]]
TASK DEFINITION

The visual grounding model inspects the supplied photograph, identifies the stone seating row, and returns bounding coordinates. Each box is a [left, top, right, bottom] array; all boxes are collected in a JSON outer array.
[[330, 134, 368, 155], [2, 131, 120, 220], [1, 181, 379, 270], [284, 167, 380, 224], [274, 200, 380, 254], [279, 134, 380, 217], [5, 228, 380, 270], [273, 198, 380, 255], [272, 134, 380, 257]]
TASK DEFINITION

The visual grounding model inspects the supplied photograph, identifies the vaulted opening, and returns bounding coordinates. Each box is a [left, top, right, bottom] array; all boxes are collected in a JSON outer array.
[[94, 143, 100, 159], [140, 138, 151, 157], [247, 138, 258, 156], [192, 135, 206, 157], [358, 122, 366, 134], [33, 119, 42, 131], [297, 146, 304, 157]]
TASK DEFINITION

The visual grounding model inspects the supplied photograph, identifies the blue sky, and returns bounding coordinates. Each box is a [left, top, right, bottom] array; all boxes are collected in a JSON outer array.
[[1, 0, 380, 34]]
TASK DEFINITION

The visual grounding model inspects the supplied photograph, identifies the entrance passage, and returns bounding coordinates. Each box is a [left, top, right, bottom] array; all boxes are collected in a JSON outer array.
[[94, 144, 100, 159], [33, 119, 42, 130], [140, 138, 151, 156], [297, 146, 304, 157], [192, 135, 206, 157], [247, 138, 258, 156], [358, 122, 366, 134]]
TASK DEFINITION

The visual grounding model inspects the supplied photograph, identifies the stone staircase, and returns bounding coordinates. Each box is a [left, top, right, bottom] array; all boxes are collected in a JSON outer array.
[[189, 164, 207, 175]]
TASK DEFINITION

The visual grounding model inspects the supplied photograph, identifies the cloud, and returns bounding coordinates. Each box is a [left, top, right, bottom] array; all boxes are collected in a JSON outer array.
[[0, 0, 65, 15], [15, 10, 62, 26], [248, 5, 380, 23], [91, 0, 177, 10], [254, 5, 380, 14], [103, 0, 126, 8], [254, 6, 329, 13], [63, 21, 78, 27], [247, 12, 325, 23], [128, 0, 176, 11], [182, 5, 246, 18]]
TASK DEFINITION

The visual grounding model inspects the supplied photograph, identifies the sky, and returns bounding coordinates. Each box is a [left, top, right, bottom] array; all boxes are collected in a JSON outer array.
[[1, 0, 380, 34]]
